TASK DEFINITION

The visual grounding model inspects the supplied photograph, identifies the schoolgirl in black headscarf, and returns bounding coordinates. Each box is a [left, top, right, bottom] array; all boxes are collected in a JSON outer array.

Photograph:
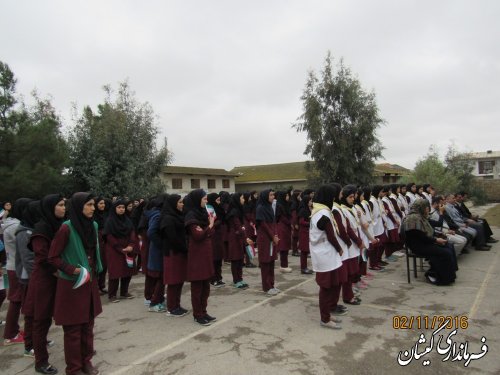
[[29, 194, 65, 374], [160, 194, 189, 316], [290, 190, 302, 257], [103, 198, 138, 302], [94, 197, 110, 294], [256, 189, 280, 295], [225, 193, 248, 289], [297, 194, 313, 274], [48, 192, 102, 375], [275, 191, 292, 272], [184, 189, 216, 326], [206, 193, 226, 286]]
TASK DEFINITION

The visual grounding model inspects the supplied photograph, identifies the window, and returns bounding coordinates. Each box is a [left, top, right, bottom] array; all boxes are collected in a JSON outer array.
[[478, 160, 495, 174], [172, 178, 182, 189], [191, 179, 200, 189], [207, 179, 216, 189], [222, 179, 230, 189]]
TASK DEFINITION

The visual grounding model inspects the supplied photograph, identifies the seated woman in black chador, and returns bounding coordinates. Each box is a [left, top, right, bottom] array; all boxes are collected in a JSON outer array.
[[403, 199, 457, 285]]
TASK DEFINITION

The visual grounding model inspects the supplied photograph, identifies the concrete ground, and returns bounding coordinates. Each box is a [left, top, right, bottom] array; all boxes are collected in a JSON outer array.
[[1, 204, 499, 375]]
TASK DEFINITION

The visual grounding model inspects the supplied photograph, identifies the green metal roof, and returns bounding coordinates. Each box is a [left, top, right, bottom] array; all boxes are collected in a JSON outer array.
[[231, 161, 410, 182]]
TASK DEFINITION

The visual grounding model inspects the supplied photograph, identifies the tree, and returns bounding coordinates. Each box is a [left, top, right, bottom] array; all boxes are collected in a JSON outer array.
[[0, 61, 70, 200], [410, 146, 459, 194], [293, 52, 384, 186], [68, 81, 171, 198], [444, 144, 475, 193]]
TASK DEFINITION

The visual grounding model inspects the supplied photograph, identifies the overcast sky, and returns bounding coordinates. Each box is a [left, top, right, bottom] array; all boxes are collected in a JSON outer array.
[[2, 0, 500, 170]]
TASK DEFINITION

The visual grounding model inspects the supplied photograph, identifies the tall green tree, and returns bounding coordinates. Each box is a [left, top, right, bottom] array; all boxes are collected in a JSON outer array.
[[68, 81, 171, 198], [293, 52, 384, 186], [0, 61, 70, 200]]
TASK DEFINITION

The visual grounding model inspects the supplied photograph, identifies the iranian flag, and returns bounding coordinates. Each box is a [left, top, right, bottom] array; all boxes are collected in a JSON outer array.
[[73, 266, 90, 289]]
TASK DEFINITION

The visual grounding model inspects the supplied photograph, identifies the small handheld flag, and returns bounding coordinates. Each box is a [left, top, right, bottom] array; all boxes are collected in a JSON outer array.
[[73, 266, 90, 289]]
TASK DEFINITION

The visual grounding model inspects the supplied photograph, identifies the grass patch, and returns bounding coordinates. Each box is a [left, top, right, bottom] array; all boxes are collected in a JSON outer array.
[[483, 204, 500, 227]]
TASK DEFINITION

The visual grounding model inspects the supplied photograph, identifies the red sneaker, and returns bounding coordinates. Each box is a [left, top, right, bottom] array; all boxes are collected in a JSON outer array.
[[4, 333, 24, 346]]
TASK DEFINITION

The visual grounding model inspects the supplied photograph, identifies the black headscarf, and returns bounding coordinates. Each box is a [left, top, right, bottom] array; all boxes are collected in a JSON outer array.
[[160, 194, 184, 227], [298, 194, 312, 220], [184, 189, 209, 227], [103, 198, 134, 239], [290, 190, 302, 212], [340, 185, 357, 208], [32, 194, 65, 240], [226, 193, 244, 223], [68, 192, 97, 251], [276, 191, 290, 217], [314, 185, 337, 208], [93, 196, 110, 230], [11, 198, 32, 221], [21, 200, 42, 228], [207, 193, 225, 220], [256, 189, 275, 224]]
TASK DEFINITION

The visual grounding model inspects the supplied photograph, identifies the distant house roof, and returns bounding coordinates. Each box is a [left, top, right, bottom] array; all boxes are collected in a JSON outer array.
[[231, 161, 410, 183], [469, 151, 500, 159], [373, 163, 411, 177], [231, 162, 311, 183], [164, 166, 238, 177]]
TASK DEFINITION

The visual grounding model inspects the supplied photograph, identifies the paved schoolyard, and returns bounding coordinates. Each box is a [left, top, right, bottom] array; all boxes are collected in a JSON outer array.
[[1, 205, 499, 375]]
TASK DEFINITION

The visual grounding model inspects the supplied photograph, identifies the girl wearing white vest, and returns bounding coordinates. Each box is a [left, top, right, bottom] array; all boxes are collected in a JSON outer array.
[[369, 185, 389, 271], [310, 185, 346, 329], [355, 188, 378, 282], [405, 183, 418, 208], [381, 185, 401, 261], [331, 184, 363, 306], [398, 184, 409, 218]]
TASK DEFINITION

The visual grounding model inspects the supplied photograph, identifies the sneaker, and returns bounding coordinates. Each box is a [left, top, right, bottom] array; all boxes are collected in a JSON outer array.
[[320, 321, 342, 330], [149, 303, 167, 313], [120, 293, 134, 299], [35, 363, 58, 375], [331, 308, 348, 316], [211, 280, 225, 288], [234, 281, 248, 289], [0, 320, 5, 326], [301, 268, 313, 275], [178, 307, 189, 315], [204, 314, 217, 322], [109, 297, 120, 303], [4, 334, 24, 346], [144, 299, 151, 306], [194, 317, 211, 326], [393, 251, 406, 258], [274, 287, 281, 293], [385, 255, 398, 262], [267, 288, 279, 296], [24, 348, 35, 358], [241, 280, 249, 287], [47, 339, 55, 348], [331, 317, 342, 323], [279, 267, 292, 273], [166, 307, 189, 317], [379, 261, 389, 266]]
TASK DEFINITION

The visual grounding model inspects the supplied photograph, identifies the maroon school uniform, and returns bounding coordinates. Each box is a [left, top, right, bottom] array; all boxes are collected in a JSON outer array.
[[186, 224, 215, 281], [105, 232, 139, 279], [226, 216, 245, 261]]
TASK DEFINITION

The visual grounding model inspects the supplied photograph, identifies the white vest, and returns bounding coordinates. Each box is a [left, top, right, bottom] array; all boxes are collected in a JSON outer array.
[[370, 197, 385, 236], [331, 204, 350, 261], [357, 203, 373, 248], [406, 192, 417, 207], [309, 208, 343, 272], [381, 196, 396, 230], [340, 205, 361, 259]]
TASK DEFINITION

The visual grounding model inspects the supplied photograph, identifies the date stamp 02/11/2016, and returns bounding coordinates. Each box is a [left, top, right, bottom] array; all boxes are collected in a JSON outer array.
[[393, 315, 469, 330], [394, 316, 489, 368]]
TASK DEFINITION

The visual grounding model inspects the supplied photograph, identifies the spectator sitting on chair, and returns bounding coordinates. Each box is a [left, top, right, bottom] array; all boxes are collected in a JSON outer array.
[[455, 192, 498, 244], [403, 199, 457, 286], [429, 196, 468, 255]]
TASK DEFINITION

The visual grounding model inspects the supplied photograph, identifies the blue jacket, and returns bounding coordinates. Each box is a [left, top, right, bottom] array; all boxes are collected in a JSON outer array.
[[146, 209, 163, 272]]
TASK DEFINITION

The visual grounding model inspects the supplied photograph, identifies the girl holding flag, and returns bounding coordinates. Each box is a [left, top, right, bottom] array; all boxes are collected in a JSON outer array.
[[48, 193, 103, 375]]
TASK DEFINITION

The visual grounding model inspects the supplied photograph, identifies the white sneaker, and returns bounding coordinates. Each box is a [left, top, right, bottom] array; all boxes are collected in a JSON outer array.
[[320, 321, 342, 330], [144, 299, 151, 306], [279, 267, 292, 273], [267, 288, 279, 296]]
